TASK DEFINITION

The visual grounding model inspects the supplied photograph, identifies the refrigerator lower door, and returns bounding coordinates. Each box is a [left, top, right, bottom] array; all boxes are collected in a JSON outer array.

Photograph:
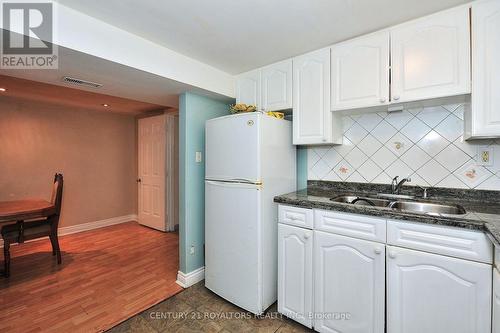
[[205, 180, 263, 314]]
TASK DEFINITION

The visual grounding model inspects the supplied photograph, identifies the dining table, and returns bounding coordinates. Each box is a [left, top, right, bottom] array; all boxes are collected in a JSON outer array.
[[0, 199, 56, 276]]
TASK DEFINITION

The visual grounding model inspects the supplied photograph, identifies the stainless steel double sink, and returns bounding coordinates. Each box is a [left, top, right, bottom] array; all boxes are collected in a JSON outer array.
[[330, 195, 466, 215]]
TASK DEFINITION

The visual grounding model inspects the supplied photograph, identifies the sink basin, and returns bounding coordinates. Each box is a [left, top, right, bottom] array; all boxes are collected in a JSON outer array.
[[389, 201, 466, 215], [330, 195, 392, 207], [331, 195, 467, 215]]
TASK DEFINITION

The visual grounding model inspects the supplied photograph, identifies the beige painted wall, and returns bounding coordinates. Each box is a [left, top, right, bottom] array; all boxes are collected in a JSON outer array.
[[0, 96, 137, 227]]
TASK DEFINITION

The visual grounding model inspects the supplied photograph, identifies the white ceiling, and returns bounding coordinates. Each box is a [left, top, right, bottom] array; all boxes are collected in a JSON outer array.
[[57, 0, 470, 74], [0, 42, 232, 108]]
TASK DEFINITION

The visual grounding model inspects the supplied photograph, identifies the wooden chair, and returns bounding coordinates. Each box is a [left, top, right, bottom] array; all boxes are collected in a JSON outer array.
[[2, 174, 64, 277]]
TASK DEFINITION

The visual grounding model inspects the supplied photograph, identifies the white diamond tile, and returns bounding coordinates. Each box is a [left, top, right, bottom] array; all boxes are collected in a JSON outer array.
[[386, 160, 413, 178], [453, 105, 465, 120], [400, 145, 431, 171], [313, 146, 331, 158], [357, 134, 382, 157], [485, 144, 500, 175], [400, 117, 431, 143], [416, 160, 449, 186], [442, 104, 460, 113], [357, 159, 383, 182], [310, 159, 331, 179], [377, 112, 388, 119], [373, 172, 392, 184], [322, 148, 343, 169], [388, 132, 412, 156], [416, 106, 450, 128], [417, 130, 450, 157], [435, 114, 463, 141], [342, 116, 355, 132], [333, 137, 354, 157], [476, 174, 500, 190], [356, 113, 383, 131], [454, 162, 493, 188], [371, 121, 397, 144], [437, 174, 468, 189], [407, 107, 423, 116], [371, 146, 397, 170], [344, 122, 368, 145], [452, 136, 481, 158], [308, 169, 319, 180], [307, 149, 320, 169], [409, 173, 430, 187], [345, 147, 368, 169], [385, 111, 414, 130], [324, 169, 342, 182], [334, 160, 354, 181], [435, 144, 471, 172], [346, 171, 367, 183]]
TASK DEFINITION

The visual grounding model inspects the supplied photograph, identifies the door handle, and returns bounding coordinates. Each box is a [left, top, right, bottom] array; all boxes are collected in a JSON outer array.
[[136, 178, 142, 183]]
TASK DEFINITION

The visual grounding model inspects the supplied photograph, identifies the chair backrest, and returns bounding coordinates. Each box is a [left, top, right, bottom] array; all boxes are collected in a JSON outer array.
[[50, 173, 64, 216]]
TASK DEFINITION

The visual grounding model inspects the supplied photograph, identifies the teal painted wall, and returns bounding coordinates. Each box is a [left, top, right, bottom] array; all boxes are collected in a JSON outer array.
[[297, 146, 308, 190], [179, 92, 231, 273]]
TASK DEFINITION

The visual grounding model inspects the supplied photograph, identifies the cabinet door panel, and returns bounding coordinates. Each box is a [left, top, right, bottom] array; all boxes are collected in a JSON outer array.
[[293, 48, 339, 145], [331, 31, 389, 110], [469, 0, 500, 137], [236, 69, 261, 108], [391, 6, 470, 103], [262, 59, 292, 111], [387, 245, 491, 333], [278, 224, 313, 328], [314, 231, 385, 333], [494, 268, 500, 333]]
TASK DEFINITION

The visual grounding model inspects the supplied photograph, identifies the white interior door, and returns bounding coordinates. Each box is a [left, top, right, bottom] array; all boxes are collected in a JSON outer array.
[[138, 115, 166, 231], [205, 180, 262, 314]]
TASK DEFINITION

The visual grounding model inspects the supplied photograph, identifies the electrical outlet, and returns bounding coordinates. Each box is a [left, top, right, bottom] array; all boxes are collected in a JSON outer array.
[[477, 146, 493, 166], [195, 151, 202, 163], [190, 245, 195, 255]]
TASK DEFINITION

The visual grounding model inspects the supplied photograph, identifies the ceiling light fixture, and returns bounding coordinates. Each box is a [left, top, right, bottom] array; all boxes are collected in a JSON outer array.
[[0, 88, 6, 92], [102, 103, 110, 107]]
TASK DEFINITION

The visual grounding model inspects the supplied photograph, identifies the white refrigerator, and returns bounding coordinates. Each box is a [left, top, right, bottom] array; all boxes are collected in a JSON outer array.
[[205, 112, 296, 314]]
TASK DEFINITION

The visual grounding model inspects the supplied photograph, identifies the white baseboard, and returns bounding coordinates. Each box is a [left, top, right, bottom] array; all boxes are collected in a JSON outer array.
[[0, 214, 137, 247], [58, 214, 138, 236], [176, 266, 205, 288]]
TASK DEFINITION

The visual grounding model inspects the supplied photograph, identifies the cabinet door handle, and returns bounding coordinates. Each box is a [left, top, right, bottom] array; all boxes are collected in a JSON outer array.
[[322, 138, 327, 142], [393, 95, 400, 101], [380, 98, 386, 103], [304, 232, 311, 240], [388, 251, 397, 259], [374, 247, 382, 255]]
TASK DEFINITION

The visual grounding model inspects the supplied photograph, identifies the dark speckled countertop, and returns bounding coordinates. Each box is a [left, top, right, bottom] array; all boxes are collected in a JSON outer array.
[[274, 181, 500, 246]]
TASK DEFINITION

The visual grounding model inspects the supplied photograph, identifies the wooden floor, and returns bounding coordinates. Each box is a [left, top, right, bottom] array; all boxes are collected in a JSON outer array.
[[0, 222, 182, 333]]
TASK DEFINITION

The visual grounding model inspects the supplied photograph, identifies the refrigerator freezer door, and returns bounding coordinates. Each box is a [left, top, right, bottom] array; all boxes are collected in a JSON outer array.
[[205, 180, 263, 314], [205, 113, 260, 183]]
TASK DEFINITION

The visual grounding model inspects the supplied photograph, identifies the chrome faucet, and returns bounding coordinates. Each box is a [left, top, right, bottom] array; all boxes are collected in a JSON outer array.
[[391, 176, 411, 194]]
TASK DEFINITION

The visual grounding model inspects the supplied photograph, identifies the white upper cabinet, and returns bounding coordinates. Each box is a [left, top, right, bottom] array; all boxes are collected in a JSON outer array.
[[331, 31, 390, 111], [278, 223, 313, 328], [314, 231, 385, 333], [236, 69, 261, 108], [494, 268, 500, 333], [262, 59, 293, 111], [391, 6, 471, 103], [293, 48, 342, 145], [466, 0, 500, 139], [387, 245, 491, 333]]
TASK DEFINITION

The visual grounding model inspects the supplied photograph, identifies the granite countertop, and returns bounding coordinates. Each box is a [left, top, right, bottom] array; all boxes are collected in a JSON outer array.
[[274, 181, 500, 246]]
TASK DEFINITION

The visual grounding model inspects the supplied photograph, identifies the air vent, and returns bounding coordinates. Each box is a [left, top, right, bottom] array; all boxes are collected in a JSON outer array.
[[62, 76, 103, 88]]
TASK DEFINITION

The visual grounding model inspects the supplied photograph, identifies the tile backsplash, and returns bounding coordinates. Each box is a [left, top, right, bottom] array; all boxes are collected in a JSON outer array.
[[308, 103, 500, 190]]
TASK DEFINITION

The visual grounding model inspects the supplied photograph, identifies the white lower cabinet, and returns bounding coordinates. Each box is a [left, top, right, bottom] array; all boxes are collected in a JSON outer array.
[[278, 223, 313, 328], [314, 231, 385, 333], [386, 245, 492, 333], [493, 267, 500, 333]]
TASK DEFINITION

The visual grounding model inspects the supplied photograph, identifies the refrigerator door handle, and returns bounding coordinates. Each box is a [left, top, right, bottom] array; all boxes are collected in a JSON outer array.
[[206, 180, 262, 189]]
